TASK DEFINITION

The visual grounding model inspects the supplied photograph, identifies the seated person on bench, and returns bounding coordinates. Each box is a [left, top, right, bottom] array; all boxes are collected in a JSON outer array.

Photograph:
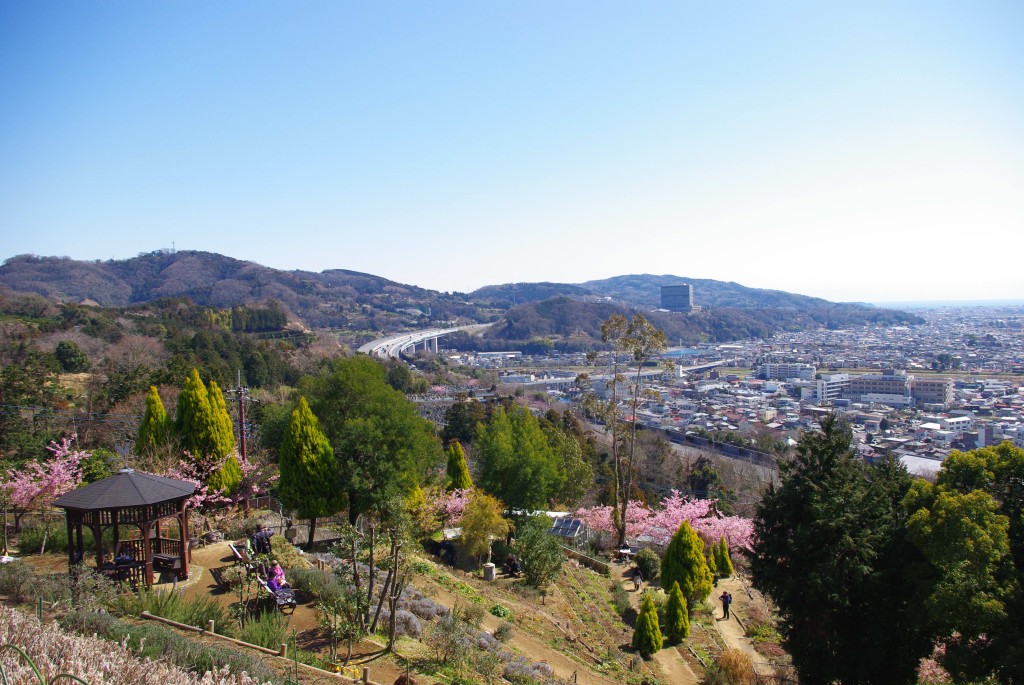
[[267, 560, 288, 591]]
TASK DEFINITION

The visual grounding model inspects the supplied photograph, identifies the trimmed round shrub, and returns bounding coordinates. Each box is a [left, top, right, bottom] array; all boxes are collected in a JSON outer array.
[[635, 547, 661, 581]]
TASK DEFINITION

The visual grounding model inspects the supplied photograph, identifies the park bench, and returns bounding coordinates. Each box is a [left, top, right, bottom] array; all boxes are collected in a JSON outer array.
[[256, 576, 297, 613]]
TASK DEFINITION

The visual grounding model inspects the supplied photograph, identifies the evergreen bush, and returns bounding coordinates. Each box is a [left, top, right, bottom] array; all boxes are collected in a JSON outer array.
[[634, 547, 660, 581], [661, 521, 713, 607], [632, 594, 664, 658], [665, 581, 690, 643]]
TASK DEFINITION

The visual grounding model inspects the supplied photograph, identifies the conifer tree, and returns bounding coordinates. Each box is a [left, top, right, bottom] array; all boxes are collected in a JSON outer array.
[[632, 593, 664, 658], [174, 369, 240, 495], [277, 397, 345, 546], [716, 536, 734, 578], [665, 581, 690, 643], [206, 379, 236, 459], [207, 453, 242, 496], [446, 441, 472, 491], [707, 546, 718, 579], [174, 368, 210, 455], [661, 521, 713, 607], [136, 386, 170, 456]]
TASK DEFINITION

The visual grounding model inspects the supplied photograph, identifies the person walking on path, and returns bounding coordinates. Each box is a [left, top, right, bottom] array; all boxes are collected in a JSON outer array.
[[633, 569, 643, 592], [719, 590, 732, 619]]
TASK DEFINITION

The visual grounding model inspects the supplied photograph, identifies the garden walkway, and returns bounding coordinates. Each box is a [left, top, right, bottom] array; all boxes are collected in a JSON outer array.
[[616, 565, 699, 685]]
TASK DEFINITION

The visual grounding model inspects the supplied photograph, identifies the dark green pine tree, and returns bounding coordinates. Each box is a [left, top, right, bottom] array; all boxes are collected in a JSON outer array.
[[632, 593, 664, 658], [136, 385, 170, 457], [661, 521, 713, 607], [752, 414, 929, 685], [664, 580, 690, 643], [277, 397, 345, 547], [446, 441, 472, 491], [476, 404, 561, 510]]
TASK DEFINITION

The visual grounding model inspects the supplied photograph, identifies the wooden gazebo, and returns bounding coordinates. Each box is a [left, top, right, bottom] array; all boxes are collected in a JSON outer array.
[[54, 468, 195, 587]]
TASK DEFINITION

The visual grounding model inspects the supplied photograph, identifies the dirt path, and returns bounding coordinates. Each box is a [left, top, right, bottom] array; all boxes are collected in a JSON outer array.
[[430, 585, 620, 685], [615, 568, 699, 685], [711, 576, 773, 677]]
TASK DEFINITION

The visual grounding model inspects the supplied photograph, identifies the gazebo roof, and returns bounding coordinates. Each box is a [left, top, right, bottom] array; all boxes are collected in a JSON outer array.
[[54, 469, 195, 511]]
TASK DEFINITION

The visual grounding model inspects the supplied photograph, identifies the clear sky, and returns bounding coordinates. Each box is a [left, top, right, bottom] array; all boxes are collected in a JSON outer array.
[[2, 1, 1022, 303]]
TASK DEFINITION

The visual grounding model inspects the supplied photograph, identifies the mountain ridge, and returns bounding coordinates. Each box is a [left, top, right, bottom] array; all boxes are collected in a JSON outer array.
[[0, 251, 923, 343]]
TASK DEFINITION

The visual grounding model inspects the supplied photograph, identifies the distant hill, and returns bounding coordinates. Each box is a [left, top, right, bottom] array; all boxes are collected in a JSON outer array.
[[466, 296, 922, 351], [581, 274, 834, 309], [0, 252, 489, 329], [464, 273, 922, 348], [0, 252, 922, 347]]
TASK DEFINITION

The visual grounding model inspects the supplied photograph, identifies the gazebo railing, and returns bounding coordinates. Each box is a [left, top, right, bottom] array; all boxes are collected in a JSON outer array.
[[154, 537, 182, 558]]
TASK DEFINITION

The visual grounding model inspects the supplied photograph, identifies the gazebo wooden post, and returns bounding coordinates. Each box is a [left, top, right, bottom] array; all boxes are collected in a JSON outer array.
[[65, 515, 77, 566], [76, 519, 84, 565], [93, 518, 104, 569], [112, 510, 120, 559], [143, 512, 155, 587], [178, 501, 190, 579]]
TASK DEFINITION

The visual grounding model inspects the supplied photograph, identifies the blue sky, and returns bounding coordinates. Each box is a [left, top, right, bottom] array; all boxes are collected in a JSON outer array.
[[2, 1, 1022, 303]]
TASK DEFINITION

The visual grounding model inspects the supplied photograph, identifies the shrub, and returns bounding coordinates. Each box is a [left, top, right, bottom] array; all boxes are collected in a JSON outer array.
[[715, 648, 755, 685], [632, 594, 663, 659], [459, 602, 486, 629], [0, 559, 35, 603], [237, 609, 290, 649], [407, 596, 448, 620], [494, 621, 514, 643], [380, 608, 423, 639], [58, 609, 279, 683], [665, 581, 690, 643], [715, 537, 734, 578], [218, 564, 248, 590], [425, 613, 469, 666], [609, 581, 631, 618], [111, 588, 229, 632], [489, 603, 512, 619], [635, 547, 661, 581], [289, 567, 343, 604], [219, 509, 274, 541], [270, 535, 310, 570]]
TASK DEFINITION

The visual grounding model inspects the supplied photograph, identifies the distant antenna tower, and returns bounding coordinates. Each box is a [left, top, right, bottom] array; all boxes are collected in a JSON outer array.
[[172, 242, 176, 254]]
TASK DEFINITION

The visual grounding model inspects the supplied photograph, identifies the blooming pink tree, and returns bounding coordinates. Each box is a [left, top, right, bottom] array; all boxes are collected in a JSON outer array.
[[439, 488, 471, 525], [576, 490, 754, 553], [1, 436, 86, 532], [162, 451, 233, 511], [231, 456, 276, 506]]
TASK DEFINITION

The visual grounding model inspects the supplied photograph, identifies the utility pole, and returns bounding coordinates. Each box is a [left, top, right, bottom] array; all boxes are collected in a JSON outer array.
[[227, 370, 257, 463]]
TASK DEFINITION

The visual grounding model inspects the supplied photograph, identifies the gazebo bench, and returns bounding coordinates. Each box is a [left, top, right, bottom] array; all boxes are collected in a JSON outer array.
[[153, 553, 182, 571]]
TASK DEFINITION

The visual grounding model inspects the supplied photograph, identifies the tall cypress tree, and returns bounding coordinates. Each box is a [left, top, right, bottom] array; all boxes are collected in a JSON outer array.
[[665, 580, 690, 643], [174, 368, 209, 456], [716, 537, 734, 578], [278, 397, 345, 547], [137, 386, 170, 456], [661, 521, 713, 608], [206, 379, 236, 459], [446, 441, 472, 491], [175, 368, 240, 495], [632, 593, 664, 658]]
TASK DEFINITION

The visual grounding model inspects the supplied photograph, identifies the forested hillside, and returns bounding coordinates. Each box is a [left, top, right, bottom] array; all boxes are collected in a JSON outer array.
[[0, 251, 922, 353], [0, 252, 492, 329]]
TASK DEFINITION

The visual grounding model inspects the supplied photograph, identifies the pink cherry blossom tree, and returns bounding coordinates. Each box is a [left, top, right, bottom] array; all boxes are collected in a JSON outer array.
[[2, 436, 86, 534], [576, 490, 754, 553], [439, 488, 471, 525]]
